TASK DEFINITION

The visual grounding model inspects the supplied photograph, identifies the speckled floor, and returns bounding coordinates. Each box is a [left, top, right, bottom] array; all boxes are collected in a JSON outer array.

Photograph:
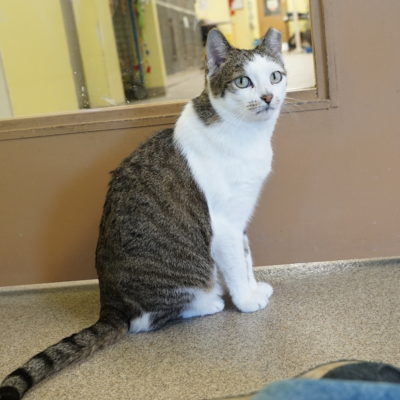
[[0, 258, 399, 400]]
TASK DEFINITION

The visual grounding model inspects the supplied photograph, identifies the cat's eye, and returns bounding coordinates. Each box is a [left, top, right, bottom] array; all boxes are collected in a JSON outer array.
[[270, 71, 283, 84], [234, 76, 253, 89]]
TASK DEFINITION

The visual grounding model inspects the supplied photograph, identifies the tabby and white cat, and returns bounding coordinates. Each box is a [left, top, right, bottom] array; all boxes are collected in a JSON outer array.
[[0, 28, 287, 399]]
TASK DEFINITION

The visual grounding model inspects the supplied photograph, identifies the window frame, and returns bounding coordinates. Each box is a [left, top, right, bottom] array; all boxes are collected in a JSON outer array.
[[0, 0, 336, 142], [283, 0, 337, 114]]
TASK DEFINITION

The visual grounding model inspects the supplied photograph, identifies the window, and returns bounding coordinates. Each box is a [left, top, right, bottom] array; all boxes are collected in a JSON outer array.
[[0, 0, 336, 137]]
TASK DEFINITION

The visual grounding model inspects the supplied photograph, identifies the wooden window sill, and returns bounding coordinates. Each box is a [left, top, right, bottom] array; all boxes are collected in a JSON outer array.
[[0, 88, 335, 142]]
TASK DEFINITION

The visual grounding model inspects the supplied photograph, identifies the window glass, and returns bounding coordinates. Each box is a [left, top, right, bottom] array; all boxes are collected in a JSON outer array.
[[0, 0, 314, 119]]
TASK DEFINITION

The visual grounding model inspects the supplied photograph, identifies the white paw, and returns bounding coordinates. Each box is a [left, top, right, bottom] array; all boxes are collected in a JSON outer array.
[[208, 296, 225, 315], [181, 296, 225, 319], [233, 282, 273, 313]]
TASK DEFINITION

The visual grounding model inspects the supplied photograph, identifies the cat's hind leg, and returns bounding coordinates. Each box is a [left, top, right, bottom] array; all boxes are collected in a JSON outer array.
[[129, 312, 153, 333], [130, 309, 184, 332], [129, 293, 224, 332], [180, 284, 225, 319]]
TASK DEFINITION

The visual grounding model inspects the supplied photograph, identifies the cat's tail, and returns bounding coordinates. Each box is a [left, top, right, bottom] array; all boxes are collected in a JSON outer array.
[[0, 307, 130, 400]]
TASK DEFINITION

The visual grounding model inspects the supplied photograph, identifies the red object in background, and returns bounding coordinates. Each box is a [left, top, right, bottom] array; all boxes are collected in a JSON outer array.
[[146, 66, 151, 74], [228, 0, 235, 16]]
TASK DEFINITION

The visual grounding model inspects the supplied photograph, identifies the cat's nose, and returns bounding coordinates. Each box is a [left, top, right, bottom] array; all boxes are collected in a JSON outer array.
[[261, 94, 273, 104]]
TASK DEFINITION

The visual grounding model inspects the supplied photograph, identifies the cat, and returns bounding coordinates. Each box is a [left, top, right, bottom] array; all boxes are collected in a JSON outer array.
[[0, 28, 287, 400]]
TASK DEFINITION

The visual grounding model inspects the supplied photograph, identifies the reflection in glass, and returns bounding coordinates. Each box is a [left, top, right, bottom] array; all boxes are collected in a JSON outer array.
[[0, 0, 314, 119]]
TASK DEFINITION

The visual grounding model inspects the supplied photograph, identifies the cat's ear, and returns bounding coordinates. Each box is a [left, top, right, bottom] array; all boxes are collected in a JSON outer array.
[[206, 29, 231, 76], [260, 28, 282, 57]]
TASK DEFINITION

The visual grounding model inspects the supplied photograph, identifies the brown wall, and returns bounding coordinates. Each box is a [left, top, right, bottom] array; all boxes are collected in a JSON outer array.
[[250, 0, 400, 265], [1, 0, 400, 286], [0, 125, 164, 285]]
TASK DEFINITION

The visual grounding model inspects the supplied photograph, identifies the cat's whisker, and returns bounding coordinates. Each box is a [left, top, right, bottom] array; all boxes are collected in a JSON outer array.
[[284, 105, 302, 114], [283, 95, 307, 113], [284, 97, 303, 103], [284, 95, 300, 100]]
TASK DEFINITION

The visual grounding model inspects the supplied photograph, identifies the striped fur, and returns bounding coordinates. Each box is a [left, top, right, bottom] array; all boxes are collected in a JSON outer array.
[[95, 128, 214, 326], [0, 130, 214, 399], [0, 310, 129, 399]]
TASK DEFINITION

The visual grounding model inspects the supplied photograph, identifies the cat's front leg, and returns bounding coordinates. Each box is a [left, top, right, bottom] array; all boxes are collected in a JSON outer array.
[[243, 232, 257, 290], [211, 219, 273, 313]]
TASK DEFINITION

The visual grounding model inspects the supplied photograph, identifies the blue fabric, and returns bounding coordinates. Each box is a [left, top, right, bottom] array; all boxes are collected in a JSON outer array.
[[253, 379, 400, 400]]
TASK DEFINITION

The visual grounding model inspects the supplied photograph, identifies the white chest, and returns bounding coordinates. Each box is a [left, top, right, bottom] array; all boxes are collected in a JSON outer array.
[[175, 103, 275, 230]]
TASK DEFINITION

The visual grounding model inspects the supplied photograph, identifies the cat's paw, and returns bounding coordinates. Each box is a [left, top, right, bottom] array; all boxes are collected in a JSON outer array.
[[233, 282, 273, 313], [181, 295, 225, 319], [208, 296, 225, 315]]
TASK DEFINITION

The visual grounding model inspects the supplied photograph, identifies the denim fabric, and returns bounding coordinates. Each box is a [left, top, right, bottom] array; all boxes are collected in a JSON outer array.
[[253, 379, 400, 400]]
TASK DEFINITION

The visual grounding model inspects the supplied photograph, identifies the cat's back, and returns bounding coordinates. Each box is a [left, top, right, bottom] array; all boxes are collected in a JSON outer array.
[[108, 128, 192, 202], [112, 128, 180, 182], [96, 128, 212, 268]]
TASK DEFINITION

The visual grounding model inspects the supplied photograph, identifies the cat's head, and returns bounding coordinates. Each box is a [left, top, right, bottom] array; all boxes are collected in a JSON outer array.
[[205, 29, 287, 123]]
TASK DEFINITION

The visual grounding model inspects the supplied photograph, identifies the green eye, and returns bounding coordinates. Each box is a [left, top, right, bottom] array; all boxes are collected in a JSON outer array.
[[270, 71, 283, 84], [234, 76, 252, 89]]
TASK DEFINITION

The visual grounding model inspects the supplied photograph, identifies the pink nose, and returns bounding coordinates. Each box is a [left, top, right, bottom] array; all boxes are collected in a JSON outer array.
[[261, 94, 273, 104]]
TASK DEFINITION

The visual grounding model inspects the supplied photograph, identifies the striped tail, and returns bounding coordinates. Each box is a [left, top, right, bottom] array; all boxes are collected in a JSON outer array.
[[0, 310, 129, 400]]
